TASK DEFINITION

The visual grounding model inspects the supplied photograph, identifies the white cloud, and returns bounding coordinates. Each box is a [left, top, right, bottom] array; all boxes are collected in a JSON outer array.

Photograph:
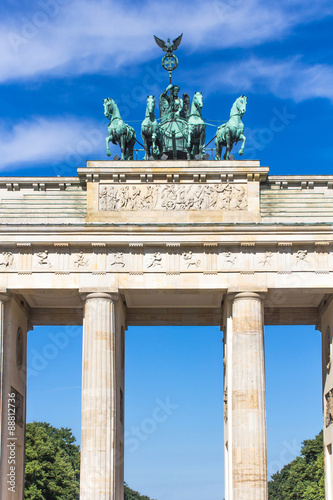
[[0, 0, 332, 83], [0, 116, 105, 171], [1, 57, 332, 172], [203, 57, 333, 103]]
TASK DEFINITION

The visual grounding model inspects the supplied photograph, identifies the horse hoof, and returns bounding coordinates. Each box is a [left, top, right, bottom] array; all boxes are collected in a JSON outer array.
[[239, 151, 244, 156], [107, 152, 111, 157]]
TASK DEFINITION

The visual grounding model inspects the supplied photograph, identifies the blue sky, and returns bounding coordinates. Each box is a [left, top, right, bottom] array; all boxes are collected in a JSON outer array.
[[0, 0, 331, 498], [27, 324, 322, 500], [1, 0, 333, 175]]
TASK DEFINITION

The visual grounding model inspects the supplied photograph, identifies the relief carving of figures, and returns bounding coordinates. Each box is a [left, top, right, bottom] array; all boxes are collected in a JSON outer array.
[[183, 251, 201, 268], [74, 251, 89, 268], [224, 251, 236, 266], [162, 184, 186, 210], [326, 389, 333, 427], [99, 183, 248, 212], [224, 389, 228, 423], [140, 185, 157, 210], [110, 252, 126, 268], [130, 186, 141, 209], [296, 249, 310, 269], [147, 252, 163, 268], [327, 327, 332, 372], [259, 251, 273, 267], [108, 186, 119, 210], [99, 186, 108, 210], [119, 186, 130, 209], [37, 250, 51, 268], [0, 251, 14, 267], [99, 185, 119, 210]]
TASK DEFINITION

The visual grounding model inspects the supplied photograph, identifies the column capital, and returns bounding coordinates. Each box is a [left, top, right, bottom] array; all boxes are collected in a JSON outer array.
[[227, 289, 267, 302], [80, 291, 120, 303]]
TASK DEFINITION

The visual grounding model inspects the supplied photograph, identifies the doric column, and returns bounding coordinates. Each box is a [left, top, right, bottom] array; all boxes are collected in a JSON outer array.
[[224, 292, 268, 500], [0, 293, 29, 500], [0, 294, 8, 463], [80, 292, 125, 500], [319, 296, 333, 500]]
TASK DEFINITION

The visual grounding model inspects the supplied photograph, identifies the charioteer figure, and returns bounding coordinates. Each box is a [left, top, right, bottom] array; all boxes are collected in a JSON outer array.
[[159, 83, 184, 122]]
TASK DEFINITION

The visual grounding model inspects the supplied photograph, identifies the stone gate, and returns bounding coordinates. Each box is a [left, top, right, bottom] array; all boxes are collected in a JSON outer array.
[[0, 159, 332, 499]]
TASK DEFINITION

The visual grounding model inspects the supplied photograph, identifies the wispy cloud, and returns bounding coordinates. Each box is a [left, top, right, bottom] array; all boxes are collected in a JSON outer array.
[[1, 57, 332, 172], [0, 116, 103, 171], [0, 0, 332, 83], [203, 57, 333, 103]]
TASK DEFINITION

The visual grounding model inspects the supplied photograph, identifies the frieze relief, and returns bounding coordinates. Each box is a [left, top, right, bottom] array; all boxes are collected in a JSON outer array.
[[0, 251, 14, 267], [74, 251, 89, 268], [295, 249, 312, 270], [36, 250, 52, 268], [326, 389, 333, 427], [110, 252, 126, 268], [98, 183, 248, 211], [0, 245, 330, 274], [259, 251, 273, 268], [326, 326, 332, 373]]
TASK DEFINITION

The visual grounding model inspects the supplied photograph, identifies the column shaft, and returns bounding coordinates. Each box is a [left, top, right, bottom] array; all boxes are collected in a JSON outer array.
[[0, 294, 28, 500], [0, 297, 5, 464], [320, 298, 333, 500], [80, 292, 123, 500], [225, 292, 268, 500]]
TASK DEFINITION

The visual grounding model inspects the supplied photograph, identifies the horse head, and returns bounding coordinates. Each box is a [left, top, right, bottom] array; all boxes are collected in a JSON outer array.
[[103, 97, 114, 118], [146, 95, 156, 115], [231, 95, 247, 117], [193, 92, 203, 109]]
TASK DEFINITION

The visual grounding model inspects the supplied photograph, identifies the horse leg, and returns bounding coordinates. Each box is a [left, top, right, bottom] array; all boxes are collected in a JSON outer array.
[[215, 136, 226, 160], [152, 133, 160, 159], [128, 136, 135, 161], [239, 133, 246, 156], [187, 129, 192, 160], [143, 134, 149, 160], [120, 135, 125, 160], [156, 136, 163, 158], [215, 136, 221, 161], [200, 129, 206, 159], [224, 130, 232, 160], [106, 136, 112, 157]]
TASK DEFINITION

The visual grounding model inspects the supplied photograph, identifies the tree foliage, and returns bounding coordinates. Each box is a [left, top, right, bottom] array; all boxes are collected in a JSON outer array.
[[25, 421, 80, 500], [24, 422, 156, 500], [124, 483, 156, 500], [268, 431, 325, 500]]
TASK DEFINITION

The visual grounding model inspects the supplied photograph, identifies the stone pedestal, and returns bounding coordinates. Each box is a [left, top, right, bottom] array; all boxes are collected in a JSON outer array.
[[0, 294, 29, 500], [224, 292, 268, 500], [80, 292, 125, 500]]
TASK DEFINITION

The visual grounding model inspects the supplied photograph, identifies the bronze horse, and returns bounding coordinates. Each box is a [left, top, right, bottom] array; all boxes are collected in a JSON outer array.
[[141, 96, 163, 160], [215, 95, 247, 160], [104, 98, 136, 160]]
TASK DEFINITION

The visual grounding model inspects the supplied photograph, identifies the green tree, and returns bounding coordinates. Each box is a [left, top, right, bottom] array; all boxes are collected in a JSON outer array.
[[25, 421, 80, 500], [25, 422, 156, 500], [124, 483, 156, 500], [268, 431, 324, 500]]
